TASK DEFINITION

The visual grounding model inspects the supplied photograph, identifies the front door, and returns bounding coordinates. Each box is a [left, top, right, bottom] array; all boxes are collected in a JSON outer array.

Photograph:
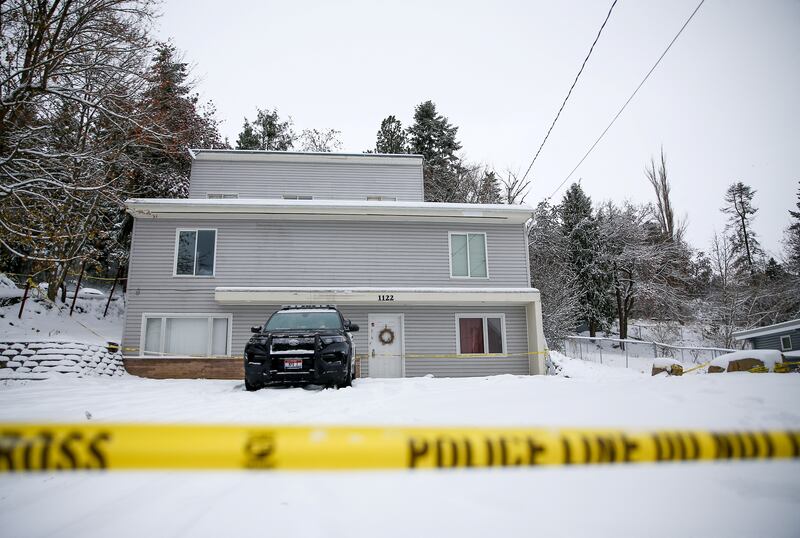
[[368, 313, 404, 378]]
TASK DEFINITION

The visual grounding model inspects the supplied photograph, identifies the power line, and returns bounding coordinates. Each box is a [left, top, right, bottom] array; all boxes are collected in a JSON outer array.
[[547, 0, 706, 200], [520, 0, 619, 184]]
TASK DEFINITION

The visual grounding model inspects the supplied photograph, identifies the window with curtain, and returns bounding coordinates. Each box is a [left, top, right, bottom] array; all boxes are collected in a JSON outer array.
[[175, 229, 216, 276], [450, 233, 487, 278], [456, 314, 505, 354], [142, 315, 230, 357]]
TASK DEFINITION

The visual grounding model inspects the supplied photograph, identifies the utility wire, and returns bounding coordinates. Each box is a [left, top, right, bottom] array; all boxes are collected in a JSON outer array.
[[547, 0, 706, 200], [520, 0, 619, 184]]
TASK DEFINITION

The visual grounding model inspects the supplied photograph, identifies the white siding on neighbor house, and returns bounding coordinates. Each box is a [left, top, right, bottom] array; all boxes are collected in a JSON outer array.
[[188, 159, 424, 201]]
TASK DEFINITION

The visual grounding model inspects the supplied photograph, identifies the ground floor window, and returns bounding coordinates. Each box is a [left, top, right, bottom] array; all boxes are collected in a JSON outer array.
[[455, 313, 505, 354], [781, 335, 792, 351], [142, 314, 232, 357]]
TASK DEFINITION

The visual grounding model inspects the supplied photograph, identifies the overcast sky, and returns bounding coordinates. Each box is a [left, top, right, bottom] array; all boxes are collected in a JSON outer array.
[[156, 0, 799, 257]]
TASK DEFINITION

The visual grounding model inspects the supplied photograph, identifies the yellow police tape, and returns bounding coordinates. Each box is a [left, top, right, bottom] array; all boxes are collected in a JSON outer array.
[[1, 423, 798, 472]]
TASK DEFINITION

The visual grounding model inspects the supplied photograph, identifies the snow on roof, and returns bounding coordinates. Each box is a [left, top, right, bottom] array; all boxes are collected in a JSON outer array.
[[733, 319, 800, 340], [189, 149, 423, 165]]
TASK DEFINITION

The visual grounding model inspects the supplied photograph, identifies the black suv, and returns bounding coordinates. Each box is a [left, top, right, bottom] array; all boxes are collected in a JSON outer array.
[[244, 305, 359, 390]]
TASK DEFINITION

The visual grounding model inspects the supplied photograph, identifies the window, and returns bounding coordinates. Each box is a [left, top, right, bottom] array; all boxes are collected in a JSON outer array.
[[283, 195, 314, 200], [265, 311, 343, 331], [449, 232, 488, 278], [781, 335, 792, 351], [141, 314, 232, 357], [174, 229, 216, 276], [366, 195, 397, 201], [455, 314, 505, 354], [207, 193, 238, 199]]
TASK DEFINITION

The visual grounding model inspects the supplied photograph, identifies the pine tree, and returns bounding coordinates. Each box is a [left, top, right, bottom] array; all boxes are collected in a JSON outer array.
[[236, 120, 260, 150], [132, 42, 226, 199], [407, 101, 463, 201], [721, 182, 763, 275], [235, 108, 295, 150], [375, 115, 408, 153], [558, 183, 613, 336], [475, 170, 502, 204], [786, 181, 800, 273]]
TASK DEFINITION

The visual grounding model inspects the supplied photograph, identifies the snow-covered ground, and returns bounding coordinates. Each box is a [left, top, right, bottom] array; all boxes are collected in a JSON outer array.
[[0, 278, 124, 344], [2, 356, 800, 537]]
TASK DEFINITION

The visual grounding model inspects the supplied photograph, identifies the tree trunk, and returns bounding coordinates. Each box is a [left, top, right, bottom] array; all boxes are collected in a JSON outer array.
[[588, 319, 597, 337]]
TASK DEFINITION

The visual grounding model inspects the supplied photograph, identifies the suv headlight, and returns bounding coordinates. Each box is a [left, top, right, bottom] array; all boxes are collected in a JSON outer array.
[[321, 335, 346, 345]]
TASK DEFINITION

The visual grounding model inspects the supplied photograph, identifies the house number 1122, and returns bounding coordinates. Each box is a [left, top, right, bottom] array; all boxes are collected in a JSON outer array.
[[378, 294, 395, 301]]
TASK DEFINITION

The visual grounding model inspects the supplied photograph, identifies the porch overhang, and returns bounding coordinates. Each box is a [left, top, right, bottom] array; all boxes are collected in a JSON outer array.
[[213, 286, 541, 306]]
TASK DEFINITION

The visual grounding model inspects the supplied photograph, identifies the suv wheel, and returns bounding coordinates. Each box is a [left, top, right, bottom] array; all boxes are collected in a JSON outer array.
[[343, 361, 353, 388], [244, 379, 259, 392]]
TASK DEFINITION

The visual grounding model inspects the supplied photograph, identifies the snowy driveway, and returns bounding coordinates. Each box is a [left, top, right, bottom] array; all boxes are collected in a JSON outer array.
[[2, 364, 800, 537]]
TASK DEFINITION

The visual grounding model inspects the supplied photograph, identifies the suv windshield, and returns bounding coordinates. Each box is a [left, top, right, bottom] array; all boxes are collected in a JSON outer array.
[[265, 311, 343, 331]]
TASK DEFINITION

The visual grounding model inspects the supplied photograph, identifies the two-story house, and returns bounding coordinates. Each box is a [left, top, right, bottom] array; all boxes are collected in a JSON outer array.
[[121, 149, 546, 379]]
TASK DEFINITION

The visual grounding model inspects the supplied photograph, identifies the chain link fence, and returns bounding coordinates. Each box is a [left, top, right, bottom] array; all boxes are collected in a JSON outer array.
[[563, 336, 734, 372]]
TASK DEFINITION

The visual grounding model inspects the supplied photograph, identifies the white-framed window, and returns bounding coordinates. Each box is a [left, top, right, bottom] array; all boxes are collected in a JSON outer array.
[[449, 232, 488, 278], [455, 313, 506, 354], [174, 229, 217, 277], [283, 195, 315, 200], [781, 335, 792, 351], [141, 313, 232, 357], [365, 195, 397, 201], [207, 192, 239, 199]]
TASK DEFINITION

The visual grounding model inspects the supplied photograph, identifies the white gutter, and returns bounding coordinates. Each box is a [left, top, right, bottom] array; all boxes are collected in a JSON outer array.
[[214, 286, 541, 305], [125, 198, 533, 224]]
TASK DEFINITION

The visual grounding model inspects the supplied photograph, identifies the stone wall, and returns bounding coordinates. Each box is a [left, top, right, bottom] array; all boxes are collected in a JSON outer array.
[[0, 341, 125, 379]]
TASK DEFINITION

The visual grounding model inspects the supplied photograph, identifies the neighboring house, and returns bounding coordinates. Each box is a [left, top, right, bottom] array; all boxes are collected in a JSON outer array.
[[122, 150, 545, 378], [733, 319, 800, 354]]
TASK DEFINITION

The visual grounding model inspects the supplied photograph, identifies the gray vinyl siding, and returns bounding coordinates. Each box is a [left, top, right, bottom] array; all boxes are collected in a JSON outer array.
[[751, 330, 800, 352], [121, 294, 529, 377], [127, 218, 529, 289], [188, 159, 423, 201]]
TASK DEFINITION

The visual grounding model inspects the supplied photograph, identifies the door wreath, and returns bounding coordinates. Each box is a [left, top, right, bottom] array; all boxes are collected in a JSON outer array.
[[378, 326, 395, 345]]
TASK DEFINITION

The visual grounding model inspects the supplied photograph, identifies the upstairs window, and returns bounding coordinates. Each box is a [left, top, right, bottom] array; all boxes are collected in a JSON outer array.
[[175, 229, 216, 276], [449, 232, 488, 278], [283, 195, 314, 200], [456, 314, 505, 354], [781, 335, 792, 351], [207, 193, 238, 199], [366, 195, 397, 201]]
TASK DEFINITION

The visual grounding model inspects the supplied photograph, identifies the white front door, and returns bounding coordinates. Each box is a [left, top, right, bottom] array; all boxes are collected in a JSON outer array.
[[368, 313, 404, 378]]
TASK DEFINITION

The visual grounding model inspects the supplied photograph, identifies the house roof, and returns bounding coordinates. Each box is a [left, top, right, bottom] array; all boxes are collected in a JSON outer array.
[[732, 319, 800, 340], [189, 149, 423, 166], [125, 198, 534, 224]]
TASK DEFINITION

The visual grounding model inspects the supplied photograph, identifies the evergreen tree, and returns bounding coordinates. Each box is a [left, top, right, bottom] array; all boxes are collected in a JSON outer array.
[[235, 108, 295, 150], [721, 182, 763, 275], [558, 183, 613, 336], [407, 101, 463, 201], [131, 41, 226, 199], [475, 170, 502, 204], [375, 115, 408, 153], [236, 120, 260, 150], [786, 181, 800, 273]]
